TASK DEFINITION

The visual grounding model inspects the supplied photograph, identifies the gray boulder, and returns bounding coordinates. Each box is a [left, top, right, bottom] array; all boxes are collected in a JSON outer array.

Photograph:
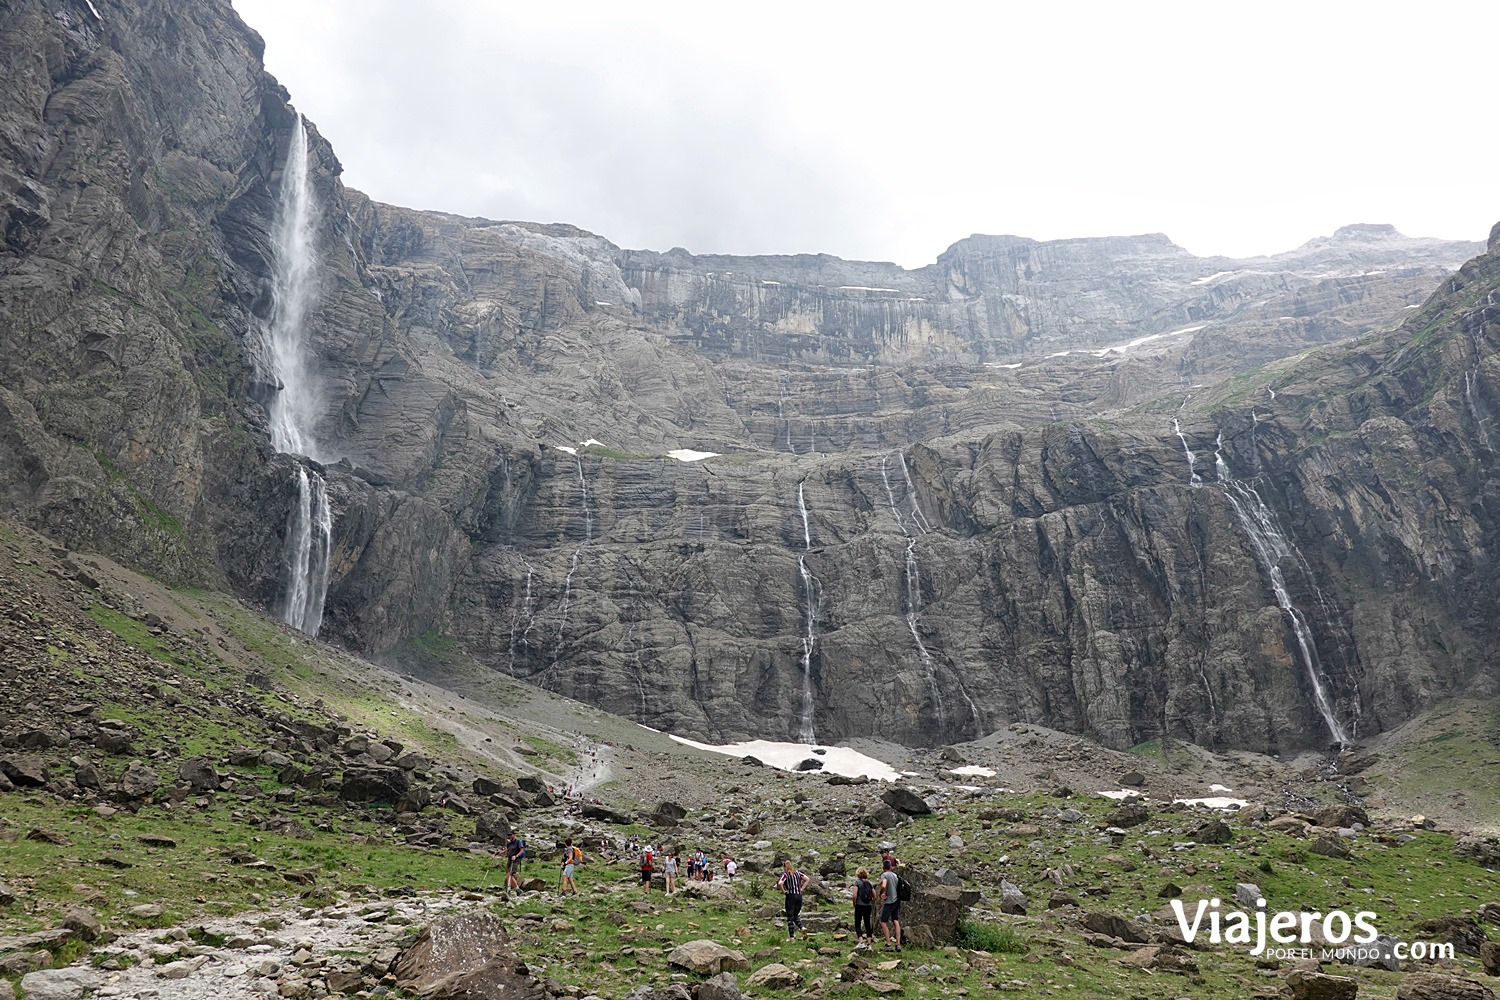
[[881, 786, 932, 815]]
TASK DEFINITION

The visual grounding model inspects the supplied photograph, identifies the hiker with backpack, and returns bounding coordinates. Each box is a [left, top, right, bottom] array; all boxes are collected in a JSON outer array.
[[560, 837, 583, 896], [639, 843, 655, 892], [851, 866, 876, 946], [505, 832, 527, 892], [878, 857, 903, 951], [779, 859, 810, 940]]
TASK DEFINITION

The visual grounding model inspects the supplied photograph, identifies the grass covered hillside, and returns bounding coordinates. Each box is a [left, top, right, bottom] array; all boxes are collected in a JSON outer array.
[[5, 518, 1500, 1000]]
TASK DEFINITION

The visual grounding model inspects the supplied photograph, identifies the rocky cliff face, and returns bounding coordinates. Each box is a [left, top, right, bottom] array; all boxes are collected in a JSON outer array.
[[620, 225, 1478, 365], [2, 0, 1496, 753]]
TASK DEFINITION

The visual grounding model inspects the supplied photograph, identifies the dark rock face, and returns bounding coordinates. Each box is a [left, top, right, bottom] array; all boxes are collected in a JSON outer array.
[[0, 756, 48, 787], [338, 767, 410, 805], [2, 0, 1499, 757]]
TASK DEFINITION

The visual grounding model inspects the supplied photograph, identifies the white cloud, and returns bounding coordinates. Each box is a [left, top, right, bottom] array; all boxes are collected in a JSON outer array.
[[233, 0, 1499, 267]]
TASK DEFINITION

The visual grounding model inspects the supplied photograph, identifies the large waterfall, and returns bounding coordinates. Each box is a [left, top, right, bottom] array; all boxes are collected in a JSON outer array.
[[1212, 435, 1350, 745], [264, 115, 333, 636], [795, 480, 818, 744]]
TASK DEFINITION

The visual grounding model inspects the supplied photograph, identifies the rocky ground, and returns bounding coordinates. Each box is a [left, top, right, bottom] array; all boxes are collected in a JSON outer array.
[[7, 517, 1500, 1000]]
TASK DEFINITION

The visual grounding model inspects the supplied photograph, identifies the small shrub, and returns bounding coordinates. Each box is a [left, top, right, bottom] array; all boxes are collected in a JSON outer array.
[[956, 918, 1028, 954], [742, 879, 766, 900]]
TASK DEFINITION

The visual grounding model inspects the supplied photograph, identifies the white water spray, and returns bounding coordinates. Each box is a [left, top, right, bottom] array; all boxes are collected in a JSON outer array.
[[264, 115, 333, 636], [795, 481, 818, 743], [280, 466, 331, 633], [1172, 418, 1202, 487], [1215, 446, 1349, 745], [897, 452, 932, 533], [575, 454, 593, 542], [509, 557, 538, 673], [266, 117, 322, 459], [878, 453, 982, 736], [556, 546, 583, 655]]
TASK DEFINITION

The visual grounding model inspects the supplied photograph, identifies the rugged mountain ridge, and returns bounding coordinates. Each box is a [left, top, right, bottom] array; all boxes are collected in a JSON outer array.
[[1, 0, 1496, 753], [621, 223, 1478, 365]]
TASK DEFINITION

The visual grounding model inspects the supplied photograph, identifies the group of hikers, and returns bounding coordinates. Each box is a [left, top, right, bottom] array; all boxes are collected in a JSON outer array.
[[779, 846, 907, 951], [501, 831, 908, 951]]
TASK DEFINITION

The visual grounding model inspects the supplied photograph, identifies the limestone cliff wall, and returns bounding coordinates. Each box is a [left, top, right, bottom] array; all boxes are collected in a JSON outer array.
[[1, 0, 1495, 752]]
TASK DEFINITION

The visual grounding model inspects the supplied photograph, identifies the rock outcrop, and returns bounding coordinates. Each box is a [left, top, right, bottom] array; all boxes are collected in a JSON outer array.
[[1, 0, 1496, 754]]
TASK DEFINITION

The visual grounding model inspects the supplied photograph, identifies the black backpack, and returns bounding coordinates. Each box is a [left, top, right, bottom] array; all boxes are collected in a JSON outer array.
[[896, 875, 912, 902], [856, 878, 874, 905]]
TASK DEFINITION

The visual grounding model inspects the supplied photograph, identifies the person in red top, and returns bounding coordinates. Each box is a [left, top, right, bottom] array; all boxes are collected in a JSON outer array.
[[638, 843, 655, 892]]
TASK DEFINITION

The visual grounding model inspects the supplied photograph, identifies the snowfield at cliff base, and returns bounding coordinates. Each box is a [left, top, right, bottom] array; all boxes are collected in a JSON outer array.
[[667, 735, 902, 780]]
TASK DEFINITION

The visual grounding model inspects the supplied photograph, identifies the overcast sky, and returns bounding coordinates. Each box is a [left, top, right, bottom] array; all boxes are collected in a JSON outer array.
[[232, 0, 1497, 267]]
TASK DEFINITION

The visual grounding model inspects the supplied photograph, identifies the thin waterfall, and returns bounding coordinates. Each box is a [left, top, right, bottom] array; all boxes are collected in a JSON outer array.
[[1172, 418, 1202, 487], [795, 481, 818, 743], [575, 454, 594, 542], [509, 557, 537, 674], [264, 115, 333, 636], [881, 454, 947, 732], [554, 454, 595, 660], [897, 452, 932, 533], [556, 546, 583, 656], [1215, 440, 1349, 745]]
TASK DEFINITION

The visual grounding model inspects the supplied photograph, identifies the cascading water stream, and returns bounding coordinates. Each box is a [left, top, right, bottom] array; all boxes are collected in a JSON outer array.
[[575, 454, 594, 542], [897, 452, 933, 533], [554, 454, 596, 660], [280, 467, 331, 633], [509, 558, 537, 674], [795, 481, 818, 743], [264, 115, 333, 636], [779, 376, 793, 452], [878, 453, 982, 736], [1213, 440, 1350, 745], [1172, 418, 1202, 487]]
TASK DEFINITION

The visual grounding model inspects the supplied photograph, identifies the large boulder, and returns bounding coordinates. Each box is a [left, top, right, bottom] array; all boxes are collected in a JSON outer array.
[[1313, 804, 1370, 828], [1284, 969, 1358, 1000], [339, 767, 411, 804], [1310, 832, 1352, 859], [0, 755, 49, 787], [118, 761, 158, 800], [1191, 818, 1233, 844], [745, 963, 801, 989], [680, 880, 737, 901], [897, 869, 981, 946], [1414, 917, 1488, 957], [697, 972, 742, 1000], [1082, 911, 1148, 943], [581, 802, 633, 825], [667, 940, 749, 976], [1108, 800, 1150, 828], [177, 757, 220, 792], [18, 968, 104, 1000], [1457, 838, 1500, 868], [1397, 974, 1498, 1000], [881, 786, 933, 815], [394, 910, 536, 998], [474, 811, 511, 844], [864, 802, 904, 829]]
